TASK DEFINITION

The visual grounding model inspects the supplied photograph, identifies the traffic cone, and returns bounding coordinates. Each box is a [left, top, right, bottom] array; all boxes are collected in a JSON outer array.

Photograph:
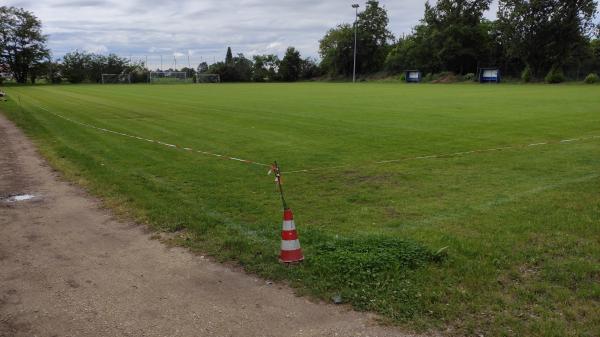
[[279, 208, 304, 263]]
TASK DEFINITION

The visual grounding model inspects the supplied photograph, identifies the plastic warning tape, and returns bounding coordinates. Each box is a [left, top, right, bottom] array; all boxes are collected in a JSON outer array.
[[282, 135, 600, 174], [37, 106, 271, 168], [35, 105, 599, 176]]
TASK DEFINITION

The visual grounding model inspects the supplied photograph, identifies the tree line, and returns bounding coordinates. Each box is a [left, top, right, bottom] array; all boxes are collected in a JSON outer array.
[[321, 0, 600, 82], [198, 46, 320, 82], [2, 2, 599, 84]]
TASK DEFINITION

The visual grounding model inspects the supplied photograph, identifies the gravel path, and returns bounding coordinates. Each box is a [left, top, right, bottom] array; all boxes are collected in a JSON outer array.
[[0, 113, 417, 337]]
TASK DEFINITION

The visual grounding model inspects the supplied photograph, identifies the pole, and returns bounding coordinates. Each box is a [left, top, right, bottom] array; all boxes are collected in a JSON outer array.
[[273, 161, 288, 210], [160, 55, 163, 71], [352, 4, 359, 83]]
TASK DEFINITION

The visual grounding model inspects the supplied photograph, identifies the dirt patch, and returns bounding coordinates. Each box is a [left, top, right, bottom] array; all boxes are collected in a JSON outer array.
[[0, 113, 423, 336], [431, 73, 459, 83]]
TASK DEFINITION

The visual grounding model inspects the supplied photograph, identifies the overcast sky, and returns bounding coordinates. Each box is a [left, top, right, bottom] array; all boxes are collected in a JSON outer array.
[[6, 0, 501, 69]]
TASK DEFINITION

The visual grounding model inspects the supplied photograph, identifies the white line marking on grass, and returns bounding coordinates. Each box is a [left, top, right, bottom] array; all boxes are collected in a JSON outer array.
[[37, 106, 271, 168], [33, 105, 599, 176], [283, 136, 600, 174]]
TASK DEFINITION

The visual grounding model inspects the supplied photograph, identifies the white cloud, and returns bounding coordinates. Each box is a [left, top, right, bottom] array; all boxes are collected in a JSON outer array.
[[83, 44, 108, 54]]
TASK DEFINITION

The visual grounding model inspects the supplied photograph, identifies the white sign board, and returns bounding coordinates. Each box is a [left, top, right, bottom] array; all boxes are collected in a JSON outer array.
[[483, 69, 498, 78]]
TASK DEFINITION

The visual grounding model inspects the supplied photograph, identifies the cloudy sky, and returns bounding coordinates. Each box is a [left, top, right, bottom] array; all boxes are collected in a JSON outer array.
[[5, 0, 500, 69]]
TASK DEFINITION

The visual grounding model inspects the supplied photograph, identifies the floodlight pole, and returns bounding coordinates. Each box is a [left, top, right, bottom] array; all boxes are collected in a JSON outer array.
[[352, 4, 359, 83]]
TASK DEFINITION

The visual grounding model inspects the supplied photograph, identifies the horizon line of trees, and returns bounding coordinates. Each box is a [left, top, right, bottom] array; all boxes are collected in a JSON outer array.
[[320, 0, 600, 82], [12, 46, 322, 84], [2, 2, 600, 85]]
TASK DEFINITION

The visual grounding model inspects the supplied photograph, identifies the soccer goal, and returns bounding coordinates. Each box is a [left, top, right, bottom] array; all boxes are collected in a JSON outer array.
[[101, 73, 131, 84], [149, 71, 191, 84], [196, 73, 221, 83]]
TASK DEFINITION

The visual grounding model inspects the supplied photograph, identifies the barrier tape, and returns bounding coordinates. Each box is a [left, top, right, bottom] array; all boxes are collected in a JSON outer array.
[[37, 106, 271, 168], [34, 105, 599, 176], [282, 135, 600, 174]]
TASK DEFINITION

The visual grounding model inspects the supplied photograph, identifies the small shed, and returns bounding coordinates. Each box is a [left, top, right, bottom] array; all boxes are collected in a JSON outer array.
[[405, 70, 422, 83], [479, 68, 501, 83]]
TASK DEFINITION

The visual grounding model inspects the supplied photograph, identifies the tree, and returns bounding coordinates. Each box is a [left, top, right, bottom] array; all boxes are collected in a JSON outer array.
[[103, 54, 129, 78], [384, 36, 419, 74], [232, 53, 253, 81], [61, 51, 90, 83], [356, 0, 394, 73], [279, 47, 302, 81], [319, 1, 393, 77], [0, 6, 49, 83], [88, 54, 107, 83], [225, 47, 233, 64], [498, 0, 598, 79], [197, 62, 208, 74], [208, 48, 253, 82], [300, 57, 321, 80], [180, 67, 196, 79], [319, 24, 355, 76], [60, 51, 130, 83], [422, 0, 492, 74], [39, 58, 62, 84], [252, 54, 279, 82]]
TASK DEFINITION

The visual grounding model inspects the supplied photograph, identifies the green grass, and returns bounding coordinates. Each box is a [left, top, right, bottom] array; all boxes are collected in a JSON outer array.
[[1, 83, 599, 336]]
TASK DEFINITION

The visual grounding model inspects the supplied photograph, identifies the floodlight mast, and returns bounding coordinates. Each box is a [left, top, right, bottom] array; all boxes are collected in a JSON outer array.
[[352, 4, 359, 83]]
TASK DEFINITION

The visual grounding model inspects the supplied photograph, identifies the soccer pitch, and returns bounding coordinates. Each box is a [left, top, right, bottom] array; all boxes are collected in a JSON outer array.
[[2, 83, 599, 336]]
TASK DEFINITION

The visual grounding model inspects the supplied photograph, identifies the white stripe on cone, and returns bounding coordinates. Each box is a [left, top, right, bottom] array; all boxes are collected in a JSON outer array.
[[281, 239, 301, 251], [283, 220, 295, 231], [279, 208, 304, 263]]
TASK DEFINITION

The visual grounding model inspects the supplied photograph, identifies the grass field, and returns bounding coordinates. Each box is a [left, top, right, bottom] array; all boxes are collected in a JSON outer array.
[[2, 83, 599, 336]]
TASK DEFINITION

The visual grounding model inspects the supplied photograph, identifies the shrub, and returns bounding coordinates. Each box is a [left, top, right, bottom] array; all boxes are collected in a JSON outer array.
[[463, 73, 475, 81], [521, 66, 532, 83], [545, 68, 565, 84], [423, 73, 433, 82], [0, 76, 4, 85], [584, 73, 599, 84], [399, 73, 406, 81], [432, 72, 458, 83]]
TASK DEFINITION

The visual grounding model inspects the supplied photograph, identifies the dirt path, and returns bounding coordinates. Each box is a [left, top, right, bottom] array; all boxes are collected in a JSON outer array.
[[0, 113, 416, 337]]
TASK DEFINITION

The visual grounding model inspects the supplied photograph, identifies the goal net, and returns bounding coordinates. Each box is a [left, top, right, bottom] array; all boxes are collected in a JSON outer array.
[[196, 74, 220, 83], [101, 73, 131, 84], [149, 71, 191, 84]]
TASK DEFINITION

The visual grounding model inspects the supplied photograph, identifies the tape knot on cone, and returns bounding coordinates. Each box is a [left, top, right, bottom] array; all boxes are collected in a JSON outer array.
[[279, 208, 304, 263]]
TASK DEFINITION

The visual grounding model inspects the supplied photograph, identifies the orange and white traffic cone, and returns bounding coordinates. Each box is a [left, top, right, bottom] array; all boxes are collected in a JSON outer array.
[[279, 208, 304, 263]]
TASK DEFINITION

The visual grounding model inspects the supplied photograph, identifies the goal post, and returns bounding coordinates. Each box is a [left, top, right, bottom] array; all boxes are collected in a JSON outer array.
[[101, 73, 131, 84], [196, 73, 221, 83], [149, 71, 191, 84]]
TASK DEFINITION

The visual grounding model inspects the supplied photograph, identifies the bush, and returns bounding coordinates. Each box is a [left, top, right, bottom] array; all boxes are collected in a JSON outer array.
[[432, 72, 458, 83], [399, 73, 406, 81], [0, 76, 4, 85], [521, 66, 532, 83], [545, 68, 565, 84], [423, 73, 433, 82], [462, 73, 475, 81], [584, 73, 599, 84]]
